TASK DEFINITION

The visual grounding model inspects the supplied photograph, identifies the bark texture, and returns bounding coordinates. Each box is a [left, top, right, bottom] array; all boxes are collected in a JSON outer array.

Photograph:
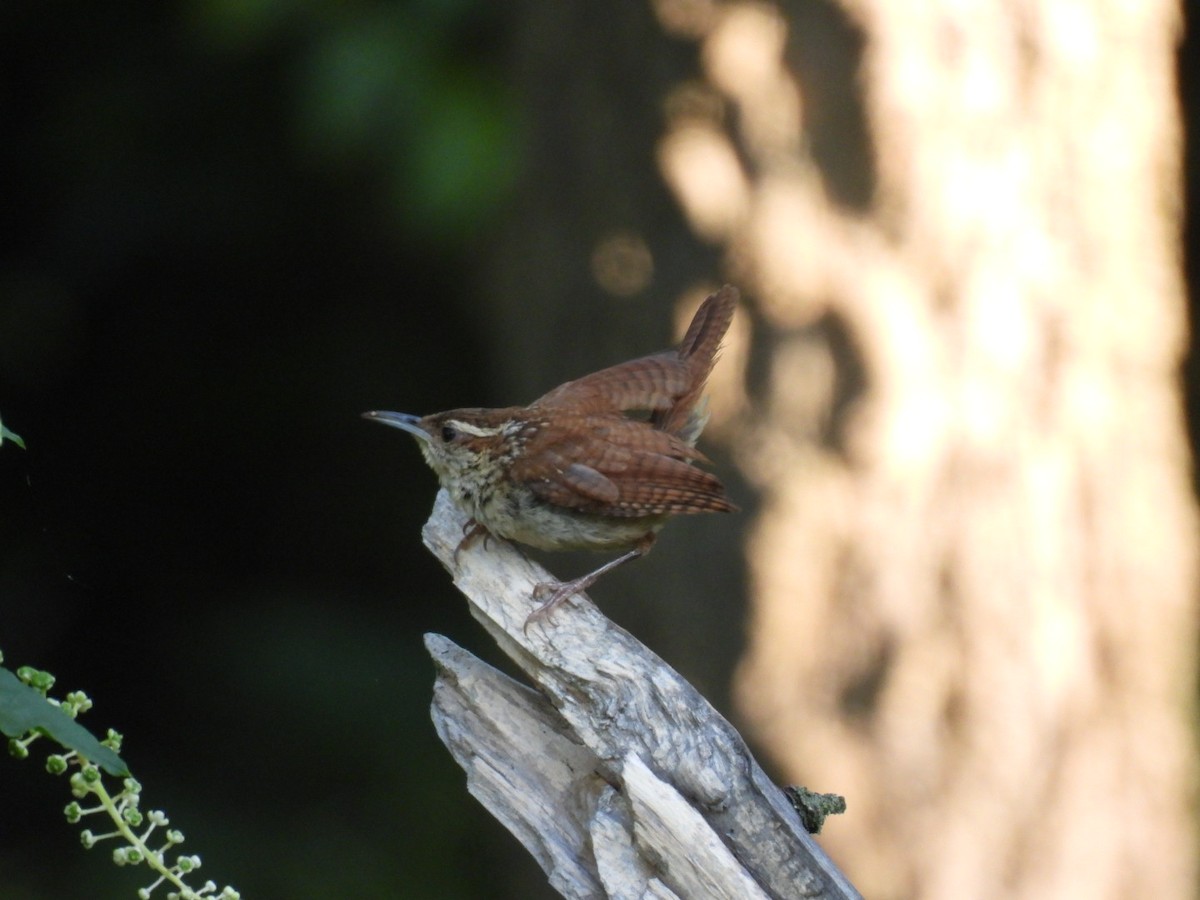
[[647, 1, 1197, 897], [422, 490, 861, 900]]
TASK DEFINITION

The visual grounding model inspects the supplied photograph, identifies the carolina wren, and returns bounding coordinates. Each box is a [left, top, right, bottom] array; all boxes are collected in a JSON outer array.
[[365, 284, 738, 626]]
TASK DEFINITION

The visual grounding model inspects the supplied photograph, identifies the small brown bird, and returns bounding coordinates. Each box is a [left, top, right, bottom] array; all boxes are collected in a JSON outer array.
[[365, 285, 738, 626]]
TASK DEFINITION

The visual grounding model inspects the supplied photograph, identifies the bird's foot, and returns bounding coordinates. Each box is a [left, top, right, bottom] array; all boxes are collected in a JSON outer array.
[[453, 519, 493, 565], [523, 577, 591, 633]]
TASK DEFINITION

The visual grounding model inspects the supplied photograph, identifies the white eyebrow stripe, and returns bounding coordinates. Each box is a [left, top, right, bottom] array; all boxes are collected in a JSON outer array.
[[446, 419, 512, 439]]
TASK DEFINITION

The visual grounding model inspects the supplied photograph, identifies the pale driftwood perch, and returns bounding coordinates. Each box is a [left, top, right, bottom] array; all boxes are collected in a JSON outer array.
[[423, 490, 861, 899]]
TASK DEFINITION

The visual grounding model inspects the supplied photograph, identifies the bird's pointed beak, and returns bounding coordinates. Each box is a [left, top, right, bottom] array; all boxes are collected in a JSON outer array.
[[362, 411, 431, 443]]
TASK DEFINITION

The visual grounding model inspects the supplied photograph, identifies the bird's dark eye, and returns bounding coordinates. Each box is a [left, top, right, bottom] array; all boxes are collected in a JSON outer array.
[[440, 424, 458, 442]]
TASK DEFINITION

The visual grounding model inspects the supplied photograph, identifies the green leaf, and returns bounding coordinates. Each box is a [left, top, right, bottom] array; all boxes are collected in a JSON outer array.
[[0, 416, 25, 449], [0, 669, 130, 777]]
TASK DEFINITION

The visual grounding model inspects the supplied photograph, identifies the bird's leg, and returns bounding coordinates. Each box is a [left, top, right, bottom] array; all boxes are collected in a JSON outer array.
[[453, 518, 494, 564], [524, 533, 657, 632]]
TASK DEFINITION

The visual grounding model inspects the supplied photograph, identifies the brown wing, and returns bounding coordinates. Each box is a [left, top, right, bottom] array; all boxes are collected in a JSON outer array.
[[530, 285, 739, 429], [509, 414, 736, 517], [530, 351, 690, 416]]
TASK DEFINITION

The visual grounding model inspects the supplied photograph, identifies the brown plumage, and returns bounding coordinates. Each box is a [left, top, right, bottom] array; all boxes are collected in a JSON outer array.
[[364, 284, 739, 626]]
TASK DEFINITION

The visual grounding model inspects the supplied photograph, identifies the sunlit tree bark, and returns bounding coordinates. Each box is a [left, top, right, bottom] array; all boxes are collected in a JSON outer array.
[[650, 1, 1197, 897]]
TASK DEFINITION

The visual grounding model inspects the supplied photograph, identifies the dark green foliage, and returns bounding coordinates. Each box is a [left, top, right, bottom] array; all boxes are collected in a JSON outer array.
[[0, 668, 128, 776]]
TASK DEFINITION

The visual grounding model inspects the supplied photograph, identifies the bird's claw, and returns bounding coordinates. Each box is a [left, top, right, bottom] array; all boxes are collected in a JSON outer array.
[[522, 580, 584, 634], [453, 519, 493, 565]]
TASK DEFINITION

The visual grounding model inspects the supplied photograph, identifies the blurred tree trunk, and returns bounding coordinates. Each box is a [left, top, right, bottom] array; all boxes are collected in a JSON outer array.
[[645, 1, 1196, 899], [481, 5, 746, 896], [485, 1, 1195, 897], [483, 1, 747, 714]]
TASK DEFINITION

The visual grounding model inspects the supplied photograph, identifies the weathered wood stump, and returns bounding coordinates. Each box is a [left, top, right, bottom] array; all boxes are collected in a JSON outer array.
[[422, 490, 861, 899]]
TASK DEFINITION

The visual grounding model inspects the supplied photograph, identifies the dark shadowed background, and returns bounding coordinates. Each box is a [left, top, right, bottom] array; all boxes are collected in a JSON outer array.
[[0, 2, 741, 898], [2, 1, 1198, 899]]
